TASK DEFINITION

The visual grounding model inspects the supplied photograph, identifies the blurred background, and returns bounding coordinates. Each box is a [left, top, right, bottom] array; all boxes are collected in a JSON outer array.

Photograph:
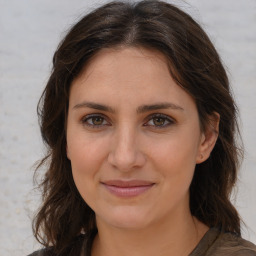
[[0, 0, 255, 255]]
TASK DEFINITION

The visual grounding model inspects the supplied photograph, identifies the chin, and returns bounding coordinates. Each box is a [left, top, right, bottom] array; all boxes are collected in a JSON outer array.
[[97, 207, 152, 230]]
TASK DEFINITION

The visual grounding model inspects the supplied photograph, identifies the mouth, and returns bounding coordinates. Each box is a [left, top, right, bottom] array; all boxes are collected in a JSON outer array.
[[101, 180, 155, 198]]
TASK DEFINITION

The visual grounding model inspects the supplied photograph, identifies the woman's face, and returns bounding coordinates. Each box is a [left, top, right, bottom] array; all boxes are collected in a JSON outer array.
[[66, 47, 210, 230]]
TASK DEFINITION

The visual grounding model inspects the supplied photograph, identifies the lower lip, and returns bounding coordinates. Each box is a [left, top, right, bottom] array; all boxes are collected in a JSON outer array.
[[102, 184, 154, 198]]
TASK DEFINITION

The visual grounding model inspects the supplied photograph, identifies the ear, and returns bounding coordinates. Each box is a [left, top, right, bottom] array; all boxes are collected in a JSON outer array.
[[196, 112, 220, 164]]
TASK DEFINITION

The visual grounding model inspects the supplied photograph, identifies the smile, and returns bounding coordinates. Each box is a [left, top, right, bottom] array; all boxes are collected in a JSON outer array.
[[101, 180, 155, 198]]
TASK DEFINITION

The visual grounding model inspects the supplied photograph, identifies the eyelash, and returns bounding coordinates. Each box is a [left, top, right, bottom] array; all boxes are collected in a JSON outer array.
[[81, 114, 110, 129], [80, 113, 175, 129], [144, 113, 175, 128]]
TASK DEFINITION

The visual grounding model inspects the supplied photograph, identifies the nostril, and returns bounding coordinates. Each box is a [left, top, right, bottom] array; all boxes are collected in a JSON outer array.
[[107, 150, 137, 170], [107, 146, 146, 171], [107, 129, 146, 170]]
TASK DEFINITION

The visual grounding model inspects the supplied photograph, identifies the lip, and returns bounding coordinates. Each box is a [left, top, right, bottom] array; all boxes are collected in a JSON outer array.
[[101, 180, 155, 198]]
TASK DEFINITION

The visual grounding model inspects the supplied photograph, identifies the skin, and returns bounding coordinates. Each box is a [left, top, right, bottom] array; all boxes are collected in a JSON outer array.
[[66, 47, 219, 256]]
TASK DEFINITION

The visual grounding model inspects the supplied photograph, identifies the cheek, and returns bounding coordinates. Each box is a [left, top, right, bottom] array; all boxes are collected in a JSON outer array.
[[68, 131, 108, 169], [147, 133, 199, 190], [149, 132, 200, 169], [156, 145, 195, 185], [154, 145, 196, 210], [67, 134, 108, 200]]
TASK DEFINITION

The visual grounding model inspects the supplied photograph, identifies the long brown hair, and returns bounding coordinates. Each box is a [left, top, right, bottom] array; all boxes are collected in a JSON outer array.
[[33, 0, 243, 254]]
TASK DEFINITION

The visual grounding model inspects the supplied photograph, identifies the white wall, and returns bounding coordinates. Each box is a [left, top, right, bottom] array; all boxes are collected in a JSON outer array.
[[0, 0, 255, 255]]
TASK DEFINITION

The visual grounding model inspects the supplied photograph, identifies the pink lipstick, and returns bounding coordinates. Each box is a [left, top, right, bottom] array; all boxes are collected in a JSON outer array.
[[101, 180, 155, 198]]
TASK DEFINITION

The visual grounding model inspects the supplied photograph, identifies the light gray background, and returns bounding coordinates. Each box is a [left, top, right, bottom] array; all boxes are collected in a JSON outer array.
[[0, 0, 255, 255]]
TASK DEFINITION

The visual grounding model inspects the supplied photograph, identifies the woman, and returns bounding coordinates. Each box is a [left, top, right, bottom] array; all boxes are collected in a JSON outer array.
[[29, 1, 256, 255]]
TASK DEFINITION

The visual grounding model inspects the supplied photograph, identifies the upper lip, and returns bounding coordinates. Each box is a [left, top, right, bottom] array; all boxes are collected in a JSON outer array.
[[101, 180, 155, 187]]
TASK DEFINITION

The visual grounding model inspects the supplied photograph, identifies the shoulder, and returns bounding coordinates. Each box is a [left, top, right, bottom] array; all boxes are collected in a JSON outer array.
[[27, 247, 54, 256], [208, 230, 256, 256], [27, 234, 87, 256]]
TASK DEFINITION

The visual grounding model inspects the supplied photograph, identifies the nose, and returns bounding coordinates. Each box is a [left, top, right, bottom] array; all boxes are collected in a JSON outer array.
[[107, 125, 146, 172]]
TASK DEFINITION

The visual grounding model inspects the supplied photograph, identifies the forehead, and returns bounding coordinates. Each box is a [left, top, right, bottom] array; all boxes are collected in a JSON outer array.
[[74, 47, 170, 83], [69, 47, 196, 112]]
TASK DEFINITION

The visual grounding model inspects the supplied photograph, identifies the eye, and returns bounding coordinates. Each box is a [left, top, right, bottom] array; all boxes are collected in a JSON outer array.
[[144, 114, 175, 128], [81, 114, 110, 128]]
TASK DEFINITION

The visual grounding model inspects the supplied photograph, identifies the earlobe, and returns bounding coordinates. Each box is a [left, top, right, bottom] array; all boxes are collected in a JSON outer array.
[[196, 112, 220, 164]]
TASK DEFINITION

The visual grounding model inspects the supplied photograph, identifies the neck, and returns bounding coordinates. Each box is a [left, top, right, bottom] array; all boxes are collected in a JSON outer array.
[[91, 209, 208, 256]]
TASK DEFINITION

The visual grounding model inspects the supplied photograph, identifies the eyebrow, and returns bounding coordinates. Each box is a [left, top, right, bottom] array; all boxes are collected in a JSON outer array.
[[73, 101, 184, 113], [137, 103, 184, 113]]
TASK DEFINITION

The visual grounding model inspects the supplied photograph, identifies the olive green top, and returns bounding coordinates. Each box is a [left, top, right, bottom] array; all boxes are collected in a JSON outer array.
[[189, 228, 256, 256], [28, 227, 256, 256]]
